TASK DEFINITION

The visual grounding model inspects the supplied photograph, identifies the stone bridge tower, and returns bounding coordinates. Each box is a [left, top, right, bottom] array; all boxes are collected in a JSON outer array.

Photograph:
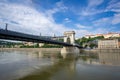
[[64, 31, 75, 44], [61, 31, 80, 58]]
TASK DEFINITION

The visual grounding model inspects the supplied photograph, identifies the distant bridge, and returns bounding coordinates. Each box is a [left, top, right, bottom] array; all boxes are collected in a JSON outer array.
[[0, 29, 82, 48]]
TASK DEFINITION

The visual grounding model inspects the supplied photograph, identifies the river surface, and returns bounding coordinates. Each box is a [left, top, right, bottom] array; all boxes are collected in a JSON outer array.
[[0, 50, 120, 80]]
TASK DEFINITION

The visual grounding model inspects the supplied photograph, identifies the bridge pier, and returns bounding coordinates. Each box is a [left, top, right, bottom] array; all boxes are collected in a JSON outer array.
[[61, 47, 80, 58], [61, 31, 80, 58]]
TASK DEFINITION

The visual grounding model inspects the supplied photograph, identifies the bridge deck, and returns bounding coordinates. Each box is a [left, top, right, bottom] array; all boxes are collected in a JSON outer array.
[[0, 29, 74, 46]]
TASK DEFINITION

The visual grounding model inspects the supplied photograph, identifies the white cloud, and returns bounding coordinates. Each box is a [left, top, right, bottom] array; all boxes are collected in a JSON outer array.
[[93, 17, 112, 26], [106, 0, 120, 13], [0, 1, 70, 36], [76, 24, 87, 29], [108, 0, 118, 5], [0, 1, 92, 38], [93, 13, 120, 26], [79, 0, 120, 17], [45, 1, 68, 19], [80, 8, 103, 16], [112, 14, 120, 24], [93, 28, 108, 34], [79, 0, 104, 16], [88, 0, 104, 7], [55, 1, 68, 10], [0, 0, 92, 38], [0, 0, 113, 38], [92, 0, 120, 26], [75, 23, 109, 37], [0, 0, 89, 37], [75, 29, 91, 38], [64, 18, 71, 23]]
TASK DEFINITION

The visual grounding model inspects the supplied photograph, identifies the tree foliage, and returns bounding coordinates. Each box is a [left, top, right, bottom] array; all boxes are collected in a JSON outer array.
[[75, 36, 104, 48]]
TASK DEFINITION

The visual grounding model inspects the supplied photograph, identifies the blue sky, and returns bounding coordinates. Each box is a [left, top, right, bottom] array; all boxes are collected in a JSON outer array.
[[0, 0, 120, 37]]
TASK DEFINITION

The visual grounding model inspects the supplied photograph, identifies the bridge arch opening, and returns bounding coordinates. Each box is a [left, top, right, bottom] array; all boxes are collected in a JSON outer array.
[[66, 37, 70, 44]]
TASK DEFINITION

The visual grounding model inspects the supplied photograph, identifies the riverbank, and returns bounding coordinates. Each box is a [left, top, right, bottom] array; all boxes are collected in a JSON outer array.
[[97, 48, 120, 53], [2, 48, 120, 54], [80, 49, 97, 54], [81, 48, 120, 53], [0, 48, 62, 52]]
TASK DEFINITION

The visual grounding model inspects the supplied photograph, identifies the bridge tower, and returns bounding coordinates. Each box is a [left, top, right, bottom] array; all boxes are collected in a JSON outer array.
[[61, 31, 80, 58], [64, 31, 75, 44]]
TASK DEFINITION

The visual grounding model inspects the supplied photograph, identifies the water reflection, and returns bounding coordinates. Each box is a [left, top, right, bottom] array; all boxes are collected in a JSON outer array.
[[98, 52, 120, 65], [78, 50, 120, 66], [0, 50, 120, 80], [26, 51, 44, 58], [18, 58, 76, 80]]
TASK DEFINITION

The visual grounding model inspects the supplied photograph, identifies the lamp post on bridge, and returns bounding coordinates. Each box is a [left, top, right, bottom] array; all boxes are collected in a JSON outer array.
[[5, 23, 8, 30], [40, 33, 41, 36]]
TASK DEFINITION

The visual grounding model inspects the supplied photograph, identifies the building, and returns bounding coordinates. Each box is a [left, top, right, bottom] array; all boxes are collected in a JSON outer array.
[[23, 42, 34, 46], [96, 34, 103, 37], [23, 42, 44, 47], [85, 32, 120, 39], [85, 35, 96, 38], [39, 43, 44, 47], [119, 42, 120, 47], [103, 32, 120, 38], [98, 39, 120, 49]]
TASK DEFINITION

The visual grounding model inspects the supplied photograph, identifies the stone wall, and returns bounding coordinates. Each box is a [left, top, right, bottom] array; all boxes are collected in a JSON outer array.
[[0, 48, 62, 52]]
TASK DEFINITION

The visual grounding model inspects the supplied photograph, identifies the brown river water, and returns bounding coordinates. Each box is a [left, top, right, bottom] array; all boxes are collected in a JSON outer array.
[[0, 50, 120, 80]]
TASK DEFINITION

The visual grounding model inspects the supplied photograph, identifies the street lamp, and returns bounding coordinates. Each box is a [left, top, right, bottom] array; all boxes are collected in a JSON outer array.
[[5, 23, 8, 30]]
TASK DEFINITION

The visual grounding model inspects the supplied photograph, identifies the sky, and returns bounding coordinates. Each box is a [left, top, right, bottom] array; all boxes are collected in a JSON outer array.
[[0, 0, 120, 38]]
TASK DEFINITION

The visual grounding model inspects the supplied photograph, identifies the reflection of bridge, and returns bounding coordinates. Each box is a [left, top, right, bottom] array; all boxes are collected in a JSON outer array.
[[18, 53, 76, 80], [0, 29, 82, 48]]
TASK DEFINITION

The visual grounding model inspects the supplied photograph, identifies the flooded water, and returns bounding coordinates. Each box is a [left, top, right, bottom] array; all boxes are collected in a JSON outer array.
[[0, 50, 120, 80]]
